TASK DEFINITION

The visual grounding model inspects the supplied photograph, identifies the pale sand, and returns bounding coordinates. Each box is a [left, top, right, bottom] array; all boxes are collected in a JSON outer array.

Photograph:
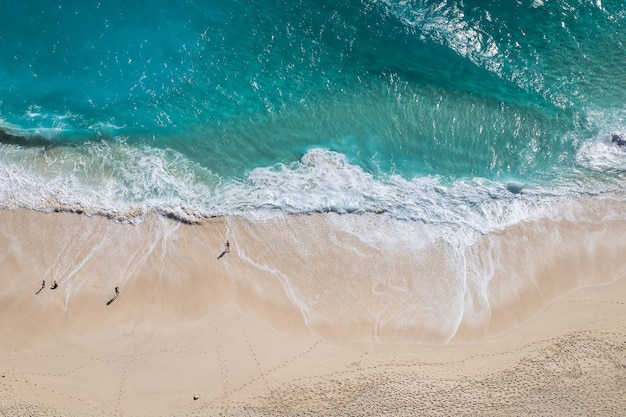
[[0, 204, 624, 416]]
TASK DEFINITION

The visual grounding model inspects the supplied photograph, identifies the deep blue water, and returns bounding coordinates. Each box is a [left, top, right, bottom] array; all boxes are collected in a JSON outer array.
[[1, 0, 626, 230]]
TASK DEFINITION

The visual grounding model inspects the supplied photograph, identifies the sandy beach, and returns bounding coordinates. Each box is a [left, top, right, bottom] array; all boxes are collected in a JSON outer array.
[[0, 204, 625, 416]]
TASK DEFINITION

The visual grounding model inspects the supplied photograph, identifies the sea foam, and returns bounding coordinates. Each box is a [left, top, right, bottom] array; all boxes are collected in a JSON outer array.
[[0, 135, 594, 249]]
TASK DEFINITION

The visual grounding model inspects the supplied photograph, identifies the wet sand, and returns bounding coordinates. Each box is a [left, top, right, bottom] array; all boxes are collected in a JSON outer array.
[[0, 205, 624, 416]]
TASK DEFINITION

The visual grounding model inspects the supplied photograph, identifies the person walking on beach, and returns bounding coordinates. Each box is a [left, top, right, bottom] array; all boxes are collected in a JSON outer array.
[[217, 240, 230, 260], [107, 287, 120, 306], [50, 281, 58, 290]]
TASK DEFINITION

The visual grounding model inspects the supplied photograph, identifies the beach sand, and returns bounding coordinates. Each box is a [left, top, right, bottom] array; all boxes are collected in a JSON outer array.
[[0, 203, 625, 416]]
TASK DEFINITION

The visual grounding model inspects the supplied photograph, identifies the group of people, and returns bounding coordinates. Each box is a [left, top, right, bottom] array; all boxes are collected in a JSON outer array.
[[36, 240, 231, 299], [35, 280, 56, 294], [37, 280, 58, 291], [36, 279, 120, 302]]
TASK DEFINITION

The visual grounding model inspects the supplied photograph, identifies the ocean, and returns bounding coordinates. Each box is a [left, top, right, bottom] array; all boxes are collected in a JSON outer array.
[[2, 0, 626, 224], [1, 0, 626, 339]]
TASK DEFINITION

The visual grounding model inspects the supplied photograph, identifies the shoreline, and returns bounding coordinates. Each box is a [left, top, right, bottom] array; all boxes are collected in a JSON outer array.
[[0, 206, 625, 416]]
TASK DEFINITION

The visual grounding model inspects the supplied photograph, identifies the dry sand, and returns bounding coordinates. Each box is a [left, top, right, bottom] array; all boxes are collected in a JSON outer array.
[[0, 206, 624, 416]]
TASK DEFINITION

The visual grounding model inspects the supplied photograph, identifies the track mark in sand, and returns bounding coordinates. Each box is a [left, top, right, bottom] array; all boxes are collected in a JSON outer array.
[[281, 337, 552, 390], [210, 344, 232, 416], [235, 314, 270, 391], [128, 322, 221, 359], [239, 329, 626, 417], [226, 338, 323, 406], [3, 348, 115, 416], [188, 338, 324, 417], [0, 360, 82, 417], [264, 339, 323, 377], [230, 338, 324, 396], [0, 352, 18, 413], [556, 298, 626, 306], [114, 322, 137, 417], [215, 345, 230, 398]]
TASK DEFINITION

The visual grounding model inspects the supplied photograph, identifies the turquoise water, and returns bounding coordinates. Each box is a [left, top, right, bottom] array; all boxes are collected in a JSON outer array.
[[1, 0, 626, 231]]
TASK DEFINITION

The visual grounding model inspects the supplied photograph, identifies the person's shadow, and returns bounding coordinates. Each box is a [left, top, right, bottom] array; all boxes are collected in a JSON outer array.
[[35, 280, 45, 295]]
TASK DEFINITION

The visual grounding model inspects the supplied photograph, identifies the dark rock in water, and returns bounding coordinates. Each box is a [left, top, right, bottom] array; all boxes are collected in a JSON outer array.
[[506, 183, 524, 195], [0, 127, 52, 147], [611, 133, 626, 147], [0, 128, 23, 143]]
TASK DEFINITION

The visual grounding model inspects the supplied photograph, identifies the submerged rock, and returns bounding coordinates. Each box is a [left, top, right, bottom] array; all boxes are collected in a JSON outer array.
[[611, 133, 626, 147], [506, 183, 524, 195]]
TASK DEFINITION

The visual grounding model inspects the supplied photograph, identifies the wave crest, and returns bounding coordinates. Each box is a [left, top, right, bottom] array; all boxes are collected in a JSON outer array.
[[576, 131, 626, 172]]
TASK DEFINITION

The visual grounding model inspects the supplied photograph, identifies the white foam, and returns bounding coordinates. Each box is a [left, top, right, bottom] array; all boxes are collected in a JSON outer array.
[[0, 138, 221, 223], [0, 140, 592, 243], [576, 131, 626, 172], [219, 148, 574, 247], [377, 0, 574, 107], [380, 0, 502, 74]]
